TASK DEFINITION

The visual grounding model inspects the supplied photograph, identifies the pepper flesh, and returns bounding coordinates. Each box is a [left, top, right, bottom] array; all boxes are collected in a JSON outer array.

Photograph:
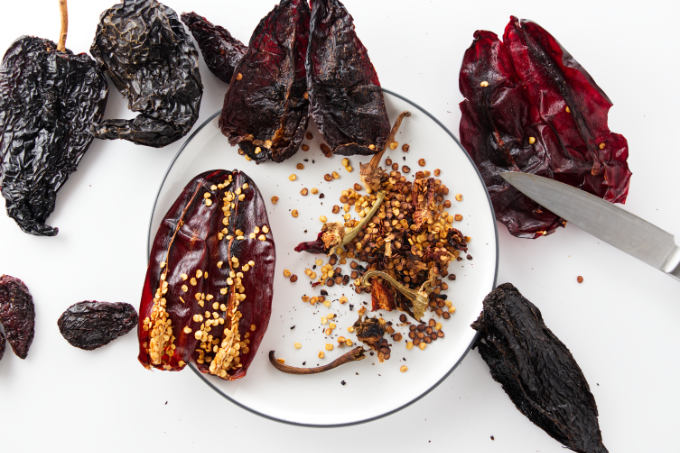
[[180, 12, 247, 84], [219, 0, 310, 163], [459, 16, 631, 238], [0, 274, 35, 359], [139, 170, 275, 380], [0, 36, 108, 235], [90, 0, 202, 147], [306, 0, 390, 156]]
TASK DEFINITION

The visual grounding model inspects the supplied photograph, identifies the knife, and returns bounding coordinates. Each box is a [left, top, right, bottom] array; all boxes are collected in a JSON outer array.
[[501, 171, 680, 279]]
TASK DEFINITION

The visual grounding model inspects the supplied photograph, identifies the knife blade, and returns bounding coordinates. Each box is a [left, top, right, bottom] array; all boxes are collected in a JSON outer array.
[[501, 171, 680, 279]]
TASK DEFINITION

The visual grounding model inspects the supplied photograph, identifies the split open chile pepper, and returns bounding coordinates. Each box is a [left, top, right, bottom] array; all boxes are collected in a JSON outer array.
[[139, 169, 275, 380], [459, 16, 631, 238]]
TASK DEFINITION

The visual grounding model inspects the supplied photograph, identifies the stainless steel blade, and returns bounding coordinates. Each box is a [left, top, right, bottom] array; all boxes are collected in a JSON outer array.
[[501, 171, 680, 278]]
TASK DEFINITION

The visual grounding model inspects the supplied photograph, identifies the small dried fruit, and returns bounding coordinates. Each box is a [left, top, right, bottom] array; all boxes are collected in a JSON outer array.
[[0, 275, 35, 359], [58, 301, 138, 350]]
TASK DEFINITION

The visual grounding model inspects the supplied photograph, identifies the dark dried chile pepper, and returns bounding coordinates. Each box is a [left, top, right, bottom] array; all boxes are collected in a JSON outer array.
[[472, 283, 607, 453], [180, 12, 247, 84], [0, 275, 35, 359], [219, 0, 310, 163], [90, 0, 202, 147], [459, 17, 631, 238], [0, 329, 5, 360], [0, 1, 108, 236], [58, 301, 138, 350], [306, 0, 390, 156], [139, 169, 275, 380]]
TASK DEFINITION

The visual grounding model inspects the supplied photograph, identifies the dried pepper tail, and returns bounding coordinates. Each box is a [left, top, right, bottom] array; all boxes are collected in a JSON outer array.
[[219, 0, 310, 163], [58, 301, 138, 350], [472, 283, 608, 453], [139, 170, 275, 380], [181, 12, 247, 84], [306, 0, 390, 156], [0, 36, 108, 236], [90, 0, 202, 147], [0, 275, 35, 359]]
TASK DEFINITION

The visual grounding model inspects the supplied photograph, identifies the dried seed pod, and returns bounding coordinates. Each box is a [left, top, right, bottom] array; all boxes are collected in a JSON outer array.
[[472, 283, 608, 453], [0, 275, 35, 359], [58, 301, 138, 350]]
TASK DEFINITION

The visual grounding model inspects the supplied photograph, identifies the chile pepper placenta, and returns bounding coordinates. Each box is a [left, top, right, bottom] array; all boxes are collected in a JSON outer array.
[[90, 0, 202, 147], [219, 0, 310, 163], [306, 0, 390, 156], [181, 12, 247, 84], [459, 16, 631, 238], [0, 1, 108, 236], [58, 301, 138, 350], [472, 283, 608, 453], [0, 275, 35, 359], [139, 169, 275, 380]]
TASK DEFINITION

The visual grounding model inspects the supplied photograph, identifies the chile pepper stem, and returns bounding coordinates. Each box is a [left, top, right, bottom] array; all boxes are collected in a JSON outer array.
[[333, 191, 385, 254], [360, 111, 411, 192], [57, 0, 68, 52], [268, 347, 366, 374], [361, 269, 433, 321]]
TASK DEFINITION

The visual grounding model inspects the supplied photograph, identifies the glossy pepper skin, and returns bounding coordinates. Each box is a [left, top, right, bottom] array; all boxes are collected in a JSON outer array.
[[90, 0, 202, 147], [0, 36, 108, 236], [306, 0, 390, 156], [473, 283, 608, 453], [139, 170, 275, 380], [460, 17, 631, 238], [180, 12, 247, 84], [58, 301, 138, 350], [219, 0, 310, 163]]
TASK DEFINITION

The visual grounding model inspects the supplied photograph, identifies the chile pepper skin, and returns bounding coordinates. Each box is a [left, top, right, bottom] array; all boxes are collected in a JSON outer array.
[[219, 0, 310, 163], [306, 0, 390, 156], [90, 0, 202, 147], [139, 170, 275, 381], [0, 274, 35, 359], [0, 36, 108, 236]]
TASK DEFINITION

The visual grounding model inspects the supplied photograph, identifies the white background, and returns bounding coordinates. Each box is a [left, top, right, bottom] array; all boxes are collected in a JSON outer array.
[[1, 1, 679, 452]]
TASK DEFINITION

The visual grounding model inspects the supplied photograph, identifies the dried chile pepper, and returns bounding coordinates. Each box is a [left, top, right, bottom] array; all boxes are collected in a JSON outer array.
[[90, 0, 202, 147], [353, 314, 390, 362], [306, 0, 390, 156], [139, 169, 275, 380], [268, 347, 366, 374], [0, 275, 35, 359], [219, 0, 310, 163], [472, 283, 608, 453], [180, 12, 247, 84], [0, 330, 5, 360], [459, 16, 631, 238], [0, 1, 108, 236], [58, 301, 138, 350]]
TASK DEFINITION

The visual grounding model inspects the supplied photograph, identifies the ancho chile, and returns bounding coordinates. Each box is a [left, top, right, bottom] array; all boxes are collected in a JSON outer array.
[[58, 301, 138, 350], [459, 16, 631, 238], [0, 275, 35, 359], [219, 0, 310, 163], [139, 169, 275, 380], [0, 0, 108, 235], [91, 0, 202, 147], [181, 12, 247, 84], [473, 283, 607, 453]]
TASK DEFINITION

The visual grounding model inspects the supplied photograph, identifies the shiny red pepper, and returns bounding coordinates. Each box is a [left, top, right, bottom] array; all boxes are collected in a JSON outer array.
[[138, 169, 275, 380]]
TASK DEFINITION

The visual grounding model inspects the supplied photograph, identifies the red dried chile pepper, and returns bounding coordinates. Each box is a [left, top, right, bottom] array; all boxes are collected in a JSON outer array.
[[459, 17, 631, 238], [139, 170, 275, 380], [180, 12, 247, 84], [0, 275, 35, 359], [306, 0, 390, 156], [219, 0, 310, 163]]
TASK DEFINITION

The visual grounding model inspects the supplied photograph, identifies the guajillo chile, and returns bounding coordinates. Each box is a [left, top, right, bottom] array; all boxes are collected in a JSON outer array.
[[139, 170, 275, 380], [459, 16, 631, 238], [0, 0, 108, 235], [219, 0, 310, 163]]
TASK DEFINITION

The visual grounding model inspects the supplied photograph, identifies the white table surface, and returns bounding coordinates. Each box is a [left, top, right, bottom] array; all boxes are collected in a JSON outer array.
[[1, 1, 678, 452]]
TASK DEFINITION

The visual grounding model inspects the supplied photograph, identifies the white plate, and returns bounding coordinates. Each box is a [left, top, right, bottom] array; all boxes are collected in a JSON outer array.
[[147, 90, 498, 426]]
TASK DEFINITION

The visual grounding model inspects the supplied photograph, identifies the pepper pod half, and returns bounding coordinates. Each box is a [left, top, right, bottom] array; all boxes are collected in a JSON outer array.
[[306, 0, 390, 156], [219, 0, 310, 163], [459, 16, 631, 238], [139, 170, 275, 380]]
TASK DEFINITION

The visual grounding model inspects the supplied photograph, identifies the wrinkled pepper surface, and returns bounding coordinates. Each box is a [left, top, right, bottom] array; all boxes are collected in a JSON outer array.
[[460, 16, 631, 238], [0, 36, 108, 235], [0, 274, 35, 359], [58, 301, 138, 350], [91, 0, 202, 147], [139, 169, 275, 380], [219, 0, 310, 163]]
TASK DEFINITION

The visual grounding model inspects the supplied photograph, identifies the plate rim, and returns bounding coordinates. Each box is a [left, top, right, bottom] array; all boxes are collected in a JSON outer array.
[[146, 88, 499, 428]]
